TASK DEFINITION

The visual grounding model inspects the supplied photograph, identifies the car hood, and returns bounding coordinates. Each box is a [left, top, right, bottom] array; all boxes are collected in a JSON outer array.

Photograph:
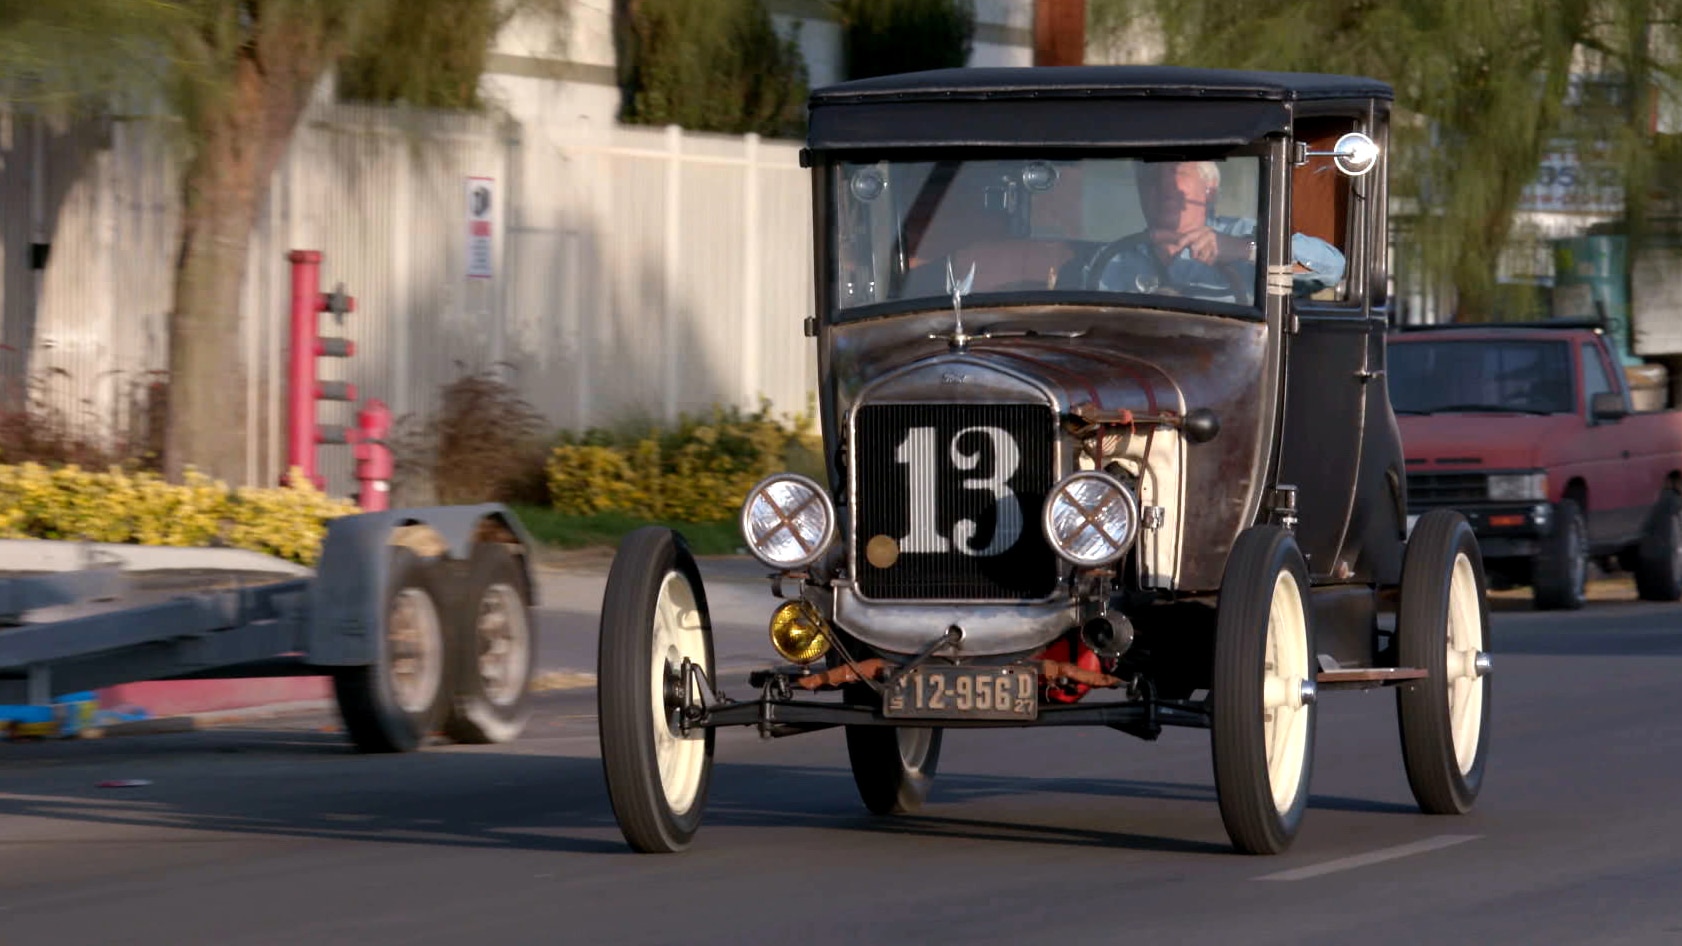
[[1395, 412, 1576, 470]]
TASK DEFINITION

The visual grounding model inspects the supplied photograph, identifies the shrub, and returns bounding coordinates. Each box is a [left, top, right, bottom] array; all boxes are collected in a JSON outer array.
[[836, 0, 976, 81], [0, 463, 357, 565], [546, 400, 823, 522], [392, 369, 550, 506]]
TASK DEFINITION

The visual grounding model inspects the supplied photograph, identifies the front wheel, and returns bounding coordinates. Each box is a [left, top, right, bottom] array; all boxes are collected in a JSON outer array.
[[846, 711, 943, 815], [598, 527, 715, 853], [1397, 510, 1492, 814], [1211, 525, 1317, 855], [1533, 499, 1587, 611]]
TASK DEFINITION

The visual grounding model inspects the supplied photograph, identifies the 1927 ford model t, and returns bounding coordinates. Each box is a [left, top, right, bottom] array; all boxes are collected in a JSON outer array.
[[597, 66, 1494, 856]]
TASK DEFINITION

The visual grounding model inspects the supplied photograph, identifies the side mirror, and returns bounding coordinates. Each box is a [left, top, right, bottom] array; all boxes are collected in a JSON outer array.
[[1590, 391, 1628, 422], [1303, 132, 1381, 177]]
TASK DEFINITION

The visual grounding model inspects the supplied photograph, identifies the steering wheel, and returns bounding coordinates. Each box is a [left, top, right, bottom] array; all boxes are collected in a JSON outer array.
[[1079, 233, 1249, 300]]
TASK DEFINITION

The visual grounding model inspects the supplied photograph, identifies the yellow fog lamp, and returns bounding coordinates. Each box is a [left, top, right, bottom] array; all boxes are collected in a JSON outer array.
[[769, 600, 831, 665]]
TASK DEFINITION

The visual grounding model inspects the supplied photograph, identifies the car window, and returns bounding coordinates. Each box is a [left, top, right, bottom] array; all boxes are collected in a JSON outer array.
[[1579, 342, 1615, 409], [1290, 117, 1360, 305], [1388, 339, 1574, 415]]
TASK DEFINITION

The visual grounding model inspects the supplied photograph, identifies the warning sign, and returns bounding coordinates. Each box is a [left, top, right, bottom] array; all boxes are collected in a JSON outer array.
[[466, 176, 496, 279]]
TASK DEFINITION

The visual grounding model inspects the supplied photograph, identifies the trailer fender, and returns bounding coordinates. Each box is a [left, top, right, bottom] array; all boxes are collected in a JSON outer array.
[[305, 503, 537, 667]]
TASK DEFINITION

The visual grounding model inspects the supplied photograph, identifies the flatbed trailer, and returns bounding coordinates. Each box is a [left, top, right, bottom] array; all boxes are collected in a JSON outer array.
[[0, 504, 540, 752]]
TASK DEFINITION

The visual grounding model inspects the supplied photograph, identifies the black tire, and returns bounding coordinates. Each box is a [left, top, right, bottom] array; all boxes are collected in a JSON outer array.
[[598, 527, 715, 854], [1397, 510, 1492, 815], [1634, 490, 1682, 602], [845, 714, 944, 815], [1211, 525, 1317, 855], [442, 543, 537, 745], [1533, 499, 1587, 611], [333, 548, 453, 753]]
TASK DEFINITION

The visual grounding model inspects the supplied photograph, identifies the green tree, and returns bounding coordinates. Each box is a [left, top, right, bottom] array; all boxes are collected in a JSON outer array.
[[0, 0, 556, 482], [1088, 0, 1681, 320], [834, 0, 976, 81], [616, 0, 808, 136]]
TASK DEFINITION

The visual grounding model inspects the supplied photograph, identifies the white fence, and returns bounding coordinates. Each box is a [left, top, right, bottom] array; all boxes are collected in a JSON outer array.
[[0, 102, 818, 494]]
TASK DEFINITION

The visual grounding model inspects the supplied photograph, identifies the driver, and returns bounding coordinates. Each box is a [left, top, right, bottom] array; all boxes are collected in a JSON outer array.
[[1096, 161, 1345, 303]]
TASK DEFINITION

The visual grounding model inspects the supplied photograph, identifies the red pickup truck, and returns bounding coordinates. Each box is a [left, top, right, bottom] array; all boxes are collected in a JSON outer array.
[[1388, 323, 1682, 609]]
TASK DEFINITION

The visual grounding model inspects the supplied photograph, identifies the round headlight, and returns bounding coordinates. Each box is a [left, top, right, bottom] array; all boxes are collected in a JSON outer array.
[[1042, 471, 1140, 567], [741, 473, 837, 569]]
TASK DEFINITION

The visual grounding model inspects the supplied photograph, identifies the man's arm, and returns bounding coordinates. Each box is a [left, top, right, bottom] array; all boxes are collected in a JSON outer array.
[[1290, 233, 1345, 295]]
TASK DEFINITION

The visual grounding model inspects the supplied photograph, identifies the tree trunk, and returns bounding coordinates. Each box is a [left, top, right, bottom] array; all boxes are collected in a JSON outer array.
[[163, 8, 346, 484]]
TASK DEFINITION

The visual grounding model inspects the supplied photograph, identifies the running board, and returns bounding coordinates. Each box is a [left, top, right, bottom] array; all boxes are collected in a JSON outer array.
[[1315, 667, 1428, 691]]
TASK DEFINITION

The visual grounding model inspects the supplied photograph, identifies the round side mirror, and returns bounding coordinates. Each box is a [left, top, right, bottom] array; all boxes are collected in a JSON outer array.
[[1332, 132, 1380, 177]]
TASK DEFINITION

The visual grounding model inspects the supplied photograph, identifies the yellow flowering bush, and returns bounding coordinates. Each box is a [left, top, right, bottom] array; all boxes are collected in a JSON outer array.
[[546, 400, 824, 523], [0, 463, 357, 565]]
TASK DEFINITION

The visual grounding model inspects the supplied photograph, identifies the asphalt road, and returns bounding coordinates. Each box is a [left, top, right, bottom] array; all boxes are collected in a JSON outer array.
[[4, 560, 1682, 946]]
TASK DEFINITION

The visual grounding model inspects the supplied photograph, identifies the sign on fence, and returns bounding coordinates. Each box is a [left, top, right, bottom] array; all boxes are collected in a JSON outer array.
[[466, 176, 496, 279]]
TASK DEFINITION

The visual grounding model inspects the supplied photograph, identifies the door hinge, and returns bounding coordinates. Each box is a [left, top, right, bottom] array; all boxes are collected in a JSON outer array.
[[1355, 368, 1385, 382], [803, 316, 818, 338]]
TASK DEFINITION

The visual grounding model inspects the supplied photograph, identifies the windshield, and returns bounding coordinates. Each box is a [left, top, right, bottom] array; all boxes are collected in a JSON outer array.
[[829, 154, 1266, 316], [1388, 340, 1575, 415]]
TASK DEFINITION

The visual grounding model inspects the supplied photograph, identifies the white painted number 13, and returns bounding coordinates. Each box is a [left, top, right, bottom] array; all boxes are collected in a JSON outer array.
[[894, 426, 1021, 556]]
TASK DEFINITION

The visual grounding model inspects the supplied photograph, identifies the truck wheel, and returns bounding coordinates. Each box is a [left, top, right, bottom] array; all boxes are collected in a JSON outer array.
[[1211, 525, 1317, 855], [333, 548, 452, 753], [1397, 510, 1491, 815], [1533, 499, 1587, 611], [442, 543, 537, 745], [1634, 490, 1682, 602], [598, 527, 715, 853], [846, 712, 943, 815]]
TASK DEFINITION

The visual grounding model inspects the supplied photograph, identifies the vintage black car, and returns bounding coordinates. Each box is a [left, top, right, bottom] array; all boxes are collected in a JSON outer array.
[[597, 65, 1494, 856]]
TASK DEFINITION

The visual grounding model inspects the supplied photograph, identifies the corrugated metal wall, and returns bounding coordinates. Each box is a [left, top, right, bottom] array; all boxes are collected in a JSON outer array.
[[0, 101, 818, 495]]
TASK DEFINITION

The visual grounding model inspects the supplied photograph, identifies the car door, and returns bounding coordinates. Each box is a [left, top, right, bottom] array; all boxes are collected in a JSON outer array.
[[1575, 340, 1638, 545]]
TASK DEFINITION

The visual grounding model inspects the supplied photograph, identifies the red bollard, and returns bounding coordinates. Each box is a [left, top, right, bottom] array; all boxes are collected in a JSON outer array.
[[354, 399, 394, 511], [286, 250, 357, 491]]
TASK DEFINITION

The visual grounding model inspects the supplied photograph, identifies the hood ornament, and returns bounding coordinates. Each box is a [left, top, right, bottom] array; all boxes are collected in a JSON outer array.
[[932, 258, 977, 351]]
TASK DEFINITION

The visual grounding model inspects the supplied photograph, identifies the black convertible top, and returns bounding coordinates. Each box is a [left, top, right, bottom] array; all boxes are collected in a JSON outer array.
[[806, 66, 1392, 152], [810, 66, 1395, 106]]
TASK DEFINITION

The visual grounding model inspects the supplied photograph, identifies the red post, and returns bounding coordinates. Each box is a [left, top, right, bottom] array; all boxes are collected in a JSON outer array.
[[287, 250, 357, 491], [287, 251, 322, 487], [354, 399, 394, 511]]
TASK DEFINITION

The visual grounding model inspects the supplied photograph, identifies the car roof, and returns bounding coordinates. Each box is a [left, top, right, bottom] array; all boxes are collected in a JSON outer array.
[[809, 65, 1395, 106]]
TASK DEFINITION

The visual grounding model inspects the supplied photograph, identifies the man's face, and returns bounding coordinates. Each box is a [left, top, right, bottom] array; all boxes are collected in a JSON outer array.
[[1140, 162, 1214, 237]]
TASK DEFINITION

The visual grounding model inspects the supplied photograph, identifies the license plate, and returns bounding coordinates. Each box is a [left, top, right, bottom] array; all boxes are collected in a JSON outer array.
[[1406, 514, 1420, 538], [883, 665, 1038, 721]]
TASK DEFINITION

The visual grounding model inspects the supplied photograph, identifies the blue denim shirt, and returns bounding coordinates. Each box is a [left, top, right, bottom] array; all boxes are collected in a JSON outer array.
[[1097, 217, 1346, 304]]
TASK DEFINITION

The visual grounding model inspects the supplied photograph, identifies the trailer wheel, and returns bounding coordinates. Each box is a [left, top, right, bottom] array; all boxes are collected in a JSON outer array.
[[442, 543, 537, 745], [1634, 489, 1682, 602], [1211, 525, 1317, 855], [333, 548, 452, 753], [1397, 510, 1491, 815], [1533, 499, 1587, 611], [599, 527, 715, 853]]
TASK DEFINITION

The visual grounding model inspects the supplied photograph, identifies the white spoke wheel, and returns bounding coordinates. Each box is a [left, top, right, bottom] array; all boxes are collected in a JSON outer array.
[[1634, 489, 1682, 602], [333, 548, 452, 753], [1398, 509, 1492, 814], [845, 695, 944, 816], [599, 527, 715, 853], [1212, 525, 1317, 855], [443, 542, 537, 745]]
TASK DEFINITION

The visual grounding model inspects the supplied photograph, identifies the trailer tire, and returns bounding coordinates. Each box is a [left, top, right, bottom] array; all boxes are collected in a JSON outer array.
[[443, 543, 537, 745], [334, 548, 452, 753]]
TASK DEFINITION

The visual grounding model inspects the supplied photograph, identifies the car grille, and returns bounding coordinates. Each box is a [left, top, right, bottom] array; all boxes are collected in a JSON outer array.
[[1407, 472, 1487, 508], [853, 403, 1058, 600]]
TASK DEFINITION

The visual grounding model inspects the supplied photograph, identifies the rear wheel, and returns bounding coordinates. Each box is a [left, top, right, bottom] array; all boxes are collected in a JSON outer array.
[[442, 543, 537, 745], [1533, 499, 1587, 611], [845, 708, 943, 816], [1211, 525, 1317, 855], [1397, 510, 1492, 814], [1634, 490, 1682, 602], [334, 548, 451, 753], [598, 528, 715, 853]]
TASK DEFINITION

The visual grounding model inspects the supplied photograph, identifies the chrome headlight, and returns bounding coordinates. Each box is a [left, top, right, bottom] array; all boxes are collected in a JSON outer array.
[[1487, 472, 1546, 502], [1042, 471, 1140, 567], [741, 473, 837, 569]]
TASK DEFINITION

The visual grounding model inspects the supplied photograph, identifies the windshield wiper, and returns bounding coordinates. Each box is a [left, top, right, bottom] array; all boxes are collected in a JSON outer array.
[[1409, 403, 1558, 416]]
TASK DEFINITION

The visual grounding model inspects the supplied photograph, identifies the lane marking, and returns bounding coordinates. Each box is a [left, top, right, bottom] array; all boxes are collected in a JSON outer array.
[[1256, 834, 1482, 882]]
